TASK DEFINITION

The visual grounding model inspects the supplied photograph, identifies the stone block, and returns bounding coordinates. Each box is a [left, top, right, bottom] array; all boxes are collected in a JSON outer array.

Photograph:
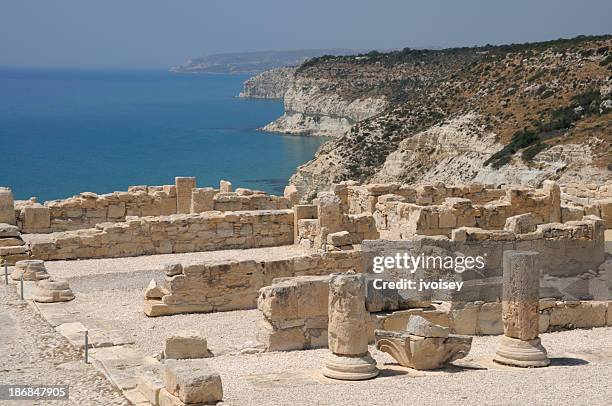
[[0, 188, 15, 225], [191, 188, 215, 213], [137, 372, 164, 406], [175, 177, 196, 214], [256, 319, 305, 351], [549, 301, 607, 329], [406, 315, 450, 337], [327, 231, 352, 247], [164, 331, 211, 359], [164, 360, 222, 404], [219, 180, 232, 193], [22, 205, 51, 232]]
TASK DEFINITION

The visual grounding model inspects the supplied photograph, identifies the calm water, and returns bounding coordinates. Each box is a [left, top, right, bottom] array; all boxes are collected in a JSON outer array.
[[0, 68, 326, 201]]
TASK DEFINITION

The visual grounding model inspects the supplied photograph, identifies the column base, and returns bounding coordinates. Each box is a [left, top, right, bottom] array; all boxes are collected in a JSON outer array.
[[494, 336, 550, 368], [322, 352, 379, 380]]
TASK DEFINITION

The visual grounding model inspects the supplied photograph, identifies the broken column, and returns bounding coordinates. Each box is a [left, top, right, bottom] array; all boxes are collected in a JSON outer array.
[[322, 272, 378, 380], [494, 250, 549, 367], [32, 278, 75, 302], [191, 188, 215, 213], [175, 177, 196, 214], [0, 187, 16, 225], [11, 260, 50, 281]]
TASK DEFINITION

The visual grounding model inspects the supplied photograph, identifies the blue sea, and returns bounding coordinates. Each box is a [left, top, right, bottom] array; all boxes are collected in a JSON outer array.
[[0, 68, 326, 201]]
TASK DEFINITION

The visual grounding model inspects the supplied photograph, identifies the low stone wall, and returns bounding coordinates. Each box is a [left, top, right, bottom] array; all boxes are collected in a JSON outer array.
[[344, 182, 507, 214], [145, 250, 362, 316], [28, 210, 294, 261], [11, 178, 291, 234], [256, 274, 612, 351], [374, 182, 563, 238]]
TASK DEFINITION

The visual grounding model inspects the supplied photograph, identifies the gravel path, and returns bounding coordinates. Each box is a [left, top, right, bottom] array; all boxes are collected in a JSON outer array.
[[0, 284, 127, 406]]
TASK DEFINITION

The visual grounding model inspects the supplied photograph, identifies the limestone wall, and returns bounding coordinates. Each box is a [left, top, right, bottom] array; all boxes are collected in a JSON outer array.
[[28, 210, 294, 261], [374, 183, 565, 238], [13, 181, 290, 234], [145, 250, 362, 317], [345, 182, 507, 215]]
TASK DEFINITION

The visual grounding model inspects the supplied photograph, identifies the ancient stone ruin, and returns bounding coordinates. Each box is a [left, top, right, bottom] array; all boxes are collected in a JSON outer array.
[[0, 176, 610, 404], [494, 251, 550, 367], [322, 272, 379, 380]]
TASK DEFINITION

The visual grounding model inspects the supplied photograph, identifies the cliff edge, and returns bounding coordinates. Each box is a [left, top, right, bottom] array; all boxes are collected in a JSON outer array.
[[280, 37, 612, 201]]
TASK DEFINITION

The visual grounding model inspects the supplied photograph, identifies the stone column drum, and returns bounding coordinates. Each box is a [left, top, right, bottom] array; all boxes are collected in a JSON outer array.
[[494, 251, 549, 367], [322, 272, 379, 380]]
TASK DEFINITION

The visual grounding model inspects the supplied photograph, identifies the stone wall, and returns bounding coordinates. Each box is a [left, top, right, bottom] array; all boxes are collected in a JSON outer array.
[[373, 183, 565, 238], [295, 192, 379, 249], [145, 250, 362, 316], [12, 178, 291, 234], [345, 182, 507, 215], [28, 210, 294, 261]]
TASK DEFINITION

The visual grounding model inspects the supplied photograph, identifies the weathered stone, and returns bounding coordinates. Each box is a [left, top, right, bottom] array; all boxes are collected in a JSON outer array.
[[137, 372, 164, 406], [323, 272, 378, 380], [191, 188, 215, 213], [22, 205, 51, 232], [504, 213, 536, 234], [219, 180, 232, 193], [165, 263, 183, 277], [375, 330, 472, 370], [175, 177, 196, 214], [327, 273, 368, 355], [494, 336, 550, 368], [11, 259, 50, 281], [164, 359, 223, 404], [0, 188, 15, 225], [495, 250, 549, 367], [501, 251, 540, 340], [284, 185, 299, 207], [32, 278, 75, 303], [0, 223, 19, 238], [327, 231, 352, 247], [145, 279, 167, 300], [406, 315, 450, 338], [0, 238, 24, 247], [164, 331, 211, 359]]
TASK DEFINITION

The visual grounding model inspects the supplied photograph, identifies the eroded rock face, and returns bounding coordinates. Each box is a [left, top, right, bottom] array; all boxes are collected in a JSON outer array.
[[239, 67, 296, 99], [263, 74, 387, 137], [375, 330, 472, 370]]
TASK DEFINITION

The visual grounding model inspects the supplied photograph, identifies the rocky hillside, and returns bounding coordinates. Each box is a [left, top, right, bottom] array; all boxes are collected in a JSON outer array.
[[239, 67, 296, 99], [283, 36, 612, 201]]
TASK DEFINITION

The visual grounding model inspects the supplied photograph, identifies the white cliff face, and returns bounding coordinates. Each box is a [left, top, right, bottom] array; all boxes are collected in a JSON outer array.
[[239, 67, 296, 99], [262, 77, 387, 137], [373, 114, 503, 184]]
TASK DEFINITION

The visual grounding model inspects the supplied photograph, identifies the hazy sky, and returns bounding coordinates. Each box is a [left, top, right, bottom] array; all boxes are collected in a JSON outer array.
[[1, 0, 610, 69]]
